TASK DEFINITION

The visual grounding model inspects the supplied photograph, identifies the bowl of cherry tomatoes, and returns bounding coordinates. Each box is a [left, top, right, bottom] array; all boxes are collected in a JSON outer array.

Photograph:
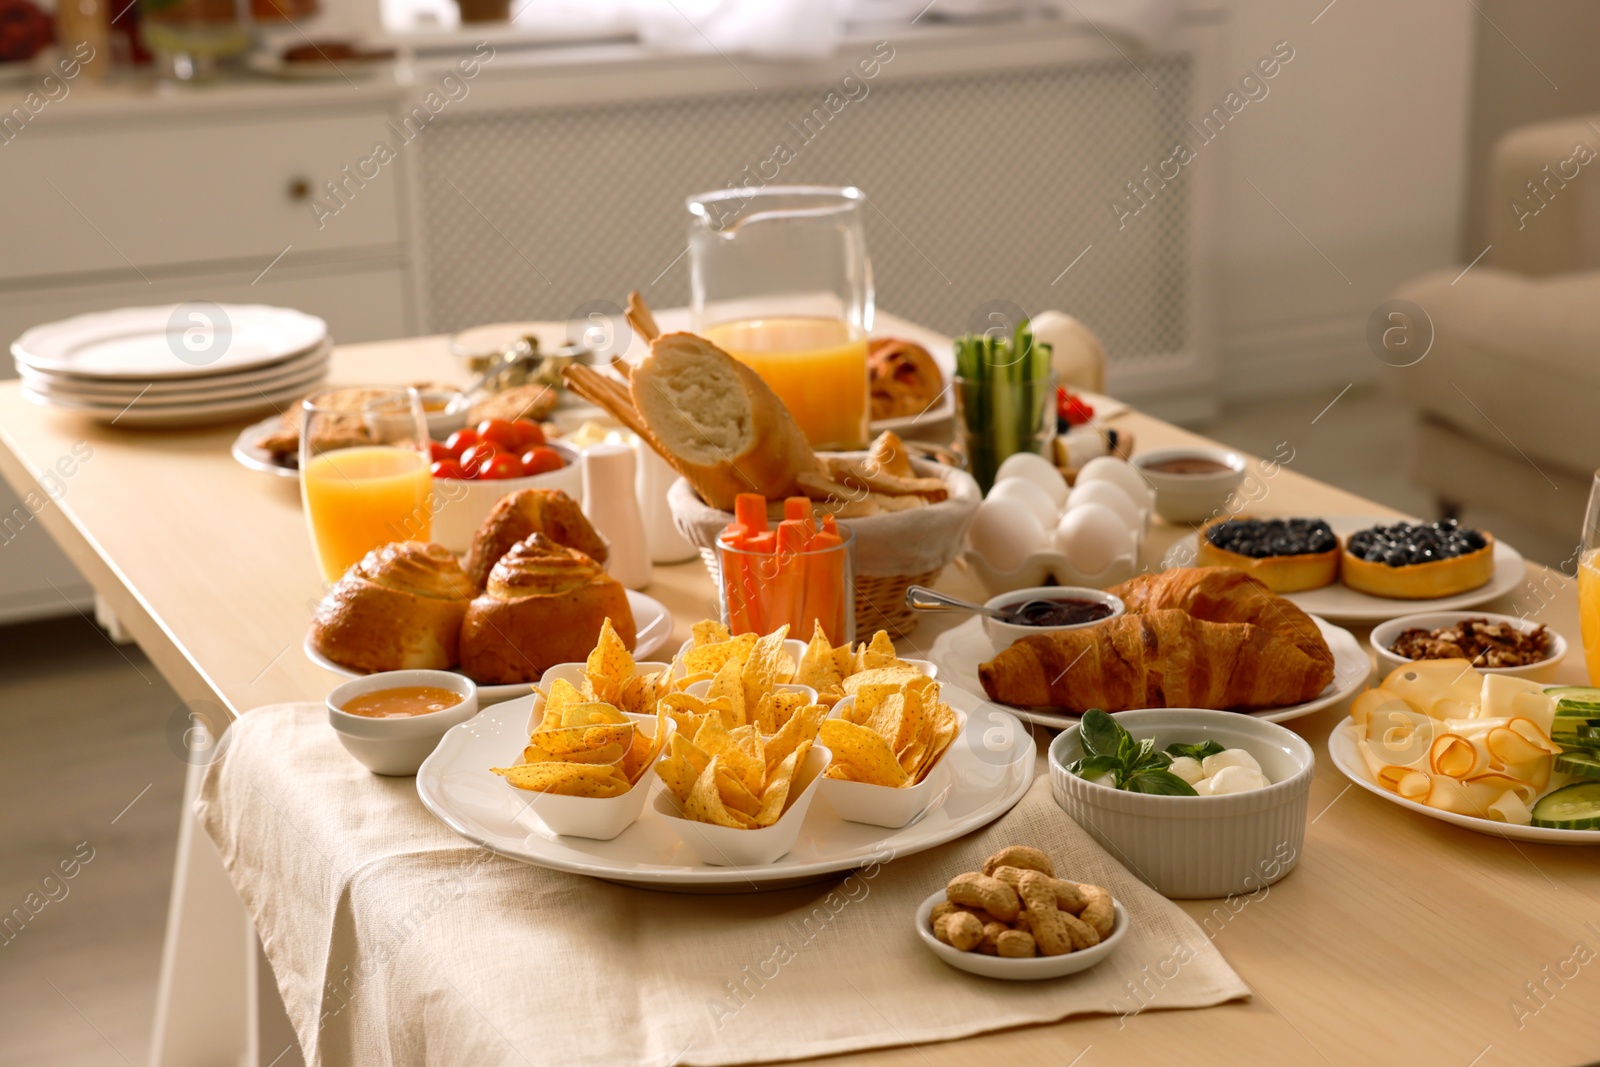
[[428, 417, 583, 553]]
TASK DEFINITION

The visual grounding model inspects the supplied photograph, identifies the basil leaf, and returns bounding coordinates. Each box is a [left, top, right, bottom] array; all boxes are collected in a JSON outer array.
[[1080, 710, 1124, 759], [1125, 769, 1200, 796], [1071, 755, 1123, 781], [1166, 740, 1224, 762]]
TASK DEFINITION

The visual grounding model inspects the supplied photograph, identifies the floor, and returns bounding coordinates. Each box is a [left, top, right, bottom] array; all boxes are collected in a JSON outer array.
[[0, 384, 1574, 1066]]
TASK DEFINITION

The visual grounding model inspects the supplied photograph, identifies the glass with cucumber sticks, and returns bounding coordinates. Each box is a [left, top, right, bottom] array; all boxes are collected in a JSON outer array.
[[953, 319, 1057, 493]]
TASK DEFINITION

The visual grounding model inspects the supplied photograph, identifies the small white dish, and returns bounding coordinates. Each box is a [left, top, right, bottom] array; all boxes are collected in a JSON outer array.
[[1048, 709, 1315, 899], [651, 744, 832, 866], [981, 586, 1125, 648], [821, 697, 966, 829], [327, 669, 479, 776], [428, 441, 583, 554], [501, 709, 673, 841], [1132, 448, 1246, 525], [914, 891, 1130, 979], [1369, 611, 1567, 682]]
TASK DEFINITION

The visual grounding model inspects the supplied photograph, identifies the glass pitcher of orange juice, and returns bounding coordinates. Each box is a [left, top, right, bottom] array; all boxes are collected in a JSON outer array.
[[688, 185, 874, 451], [300, 388, 433, 584], [1580, 471, 1600, 683]]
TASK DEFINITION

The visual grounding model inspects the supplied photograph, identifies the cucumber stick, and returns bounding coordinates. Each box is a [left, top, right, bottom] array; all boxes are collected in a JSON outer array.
[[1555, 752, 1600, 780], [1530, 782, 1600, 829]]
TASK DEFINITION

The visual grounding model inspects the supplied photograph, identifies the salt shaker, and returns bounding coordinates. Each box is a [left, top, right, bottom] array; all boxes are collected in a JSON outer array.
[[581, 442, 652, 589], [635, 443, 698, 564]]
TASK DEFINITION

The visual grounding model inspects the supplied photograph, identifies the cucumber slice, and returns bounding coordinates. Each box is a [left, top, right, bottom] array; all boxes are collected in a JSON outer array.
[[1530, 782, 1600, 829], [1555, 752, 1600, 781], [1545, 686, 1600, 701]]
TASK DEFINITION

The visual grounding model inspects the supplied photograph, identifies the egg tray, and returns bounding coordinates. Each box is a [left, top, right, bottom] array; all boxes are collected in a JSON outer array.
[[963, 521, 1142, 595]]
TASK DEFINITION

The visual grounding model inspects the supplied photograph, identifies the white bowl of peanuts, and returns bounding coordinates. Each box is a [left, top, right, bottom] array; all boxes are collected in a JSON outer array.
[[915, 845, 1128, 980]]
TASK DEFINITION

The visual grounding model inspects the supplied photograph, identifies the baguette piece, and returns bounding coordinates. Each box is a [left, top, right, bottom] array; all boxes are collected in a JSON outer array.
[[626, 332, 820, 511]]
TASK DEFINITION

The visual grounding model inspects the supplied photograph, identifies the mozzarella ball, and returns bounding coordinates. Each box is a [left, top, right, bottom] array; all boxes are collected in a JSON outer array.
[[994, 451, 1068, 507], [1191, 776, 1215, 796], [1205, 765, 1271, 795], [1202, 748, 1263, 779], [1167, 756, 1204, 785], [987, 477, 1061, 530]]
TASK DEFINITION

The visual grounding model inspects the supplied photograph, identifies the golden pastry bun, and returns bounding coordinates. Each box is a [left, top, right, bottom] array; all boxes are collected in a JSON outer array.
[[309, 541, 475, 673], [464, 488, 608, 591], [459, 534, 636, 684]]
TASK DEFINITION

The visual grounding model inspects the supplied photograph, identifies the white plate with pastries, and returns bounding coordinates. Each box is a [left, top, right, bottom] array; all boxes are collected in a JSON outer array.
[[306, 588, 674, 704], [1162, 514, 1526, 622], [415, 681, 1035, 891], [927, 613, 1370, 731]]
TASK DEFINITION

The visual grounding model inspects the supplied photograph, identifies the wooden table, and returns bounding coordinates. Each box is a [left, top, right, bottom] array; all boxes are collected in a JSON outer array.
[[2, 321, 1596, 1067]]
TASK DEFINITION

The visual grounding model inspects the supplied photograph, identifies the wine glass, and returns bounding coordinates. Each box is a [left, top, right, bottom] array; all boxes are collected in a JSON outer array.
[[687, 185, 874, 451], [299, 387, 432, 584], [1580, 470, 1600, 683]]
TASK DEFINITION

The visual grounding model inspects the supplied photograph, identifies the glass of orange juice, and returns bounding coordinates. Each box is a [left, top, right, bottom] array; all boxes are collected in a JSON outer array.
[[1580, 471, 1600, 683], [688, 185, 873, 451], [299, 388, 433, 584]]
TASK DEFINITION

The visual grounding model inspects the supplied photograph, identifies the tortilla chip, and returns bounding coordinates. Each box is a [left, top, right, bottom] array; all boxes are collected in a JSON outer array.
[[819, 718, 910, 788], [683, 633, 757, 676], [706, 657, 747, 728], [843, 667, 932, 696], [538, 678, 586, 729], [858, 630, 904, 671], [742, 627, 791, 711], [492, 762, 632, 797], [755, 740, 811, 827], [694, 712, 765, 795], [763, 704, 825, 773], [796, 622, 844, 696], [684, 756, 757, 828], [692, 620, 731, 647]]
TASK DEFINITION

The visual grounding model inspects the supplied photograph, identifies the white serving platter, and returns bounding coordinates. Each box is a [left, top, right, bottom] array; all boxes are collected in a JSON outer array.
[[305, 590, 674, 705], [928, 614, 1370, 730], [416, 683, 1035, 891], [1162, 515, 1527, 622], [1326, 721, 1600, 845]]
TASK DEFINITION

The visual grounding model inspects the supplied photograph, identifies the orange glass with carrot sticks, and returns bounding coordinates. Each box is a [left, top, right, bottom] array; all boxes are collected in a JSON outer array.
[[716, 493, 855, 645]]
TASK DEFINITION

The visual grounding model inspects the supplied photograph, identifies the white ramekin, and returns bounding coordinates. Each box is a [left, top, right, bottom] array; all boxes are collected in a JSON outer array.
[[1369, 610, 1568, 683], [981, 585, 1125, 648], [1048, 709, 1314, 899], [327, 669, 480, 776], [1131, 448, 1246, 524]]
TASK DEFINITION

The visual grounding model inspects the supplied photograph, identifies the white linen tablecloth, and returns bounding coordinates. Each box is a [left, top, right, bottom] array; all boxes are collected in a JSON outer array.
[[197, 704, 1248, 1067]]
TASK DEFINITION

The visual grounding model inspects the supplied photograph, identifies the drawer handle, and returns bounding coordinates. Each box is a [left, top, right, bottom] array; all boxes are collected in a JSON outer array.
[[286, 177, 311, 202]]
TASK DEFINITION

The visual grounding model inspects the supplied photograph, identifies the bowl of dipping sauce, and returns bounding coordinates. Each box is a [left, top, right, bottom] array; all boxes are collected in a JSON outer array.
[[983, 586, 1125, 648], [1131, 448, 1246, 524], [327, 670, 479, 776]]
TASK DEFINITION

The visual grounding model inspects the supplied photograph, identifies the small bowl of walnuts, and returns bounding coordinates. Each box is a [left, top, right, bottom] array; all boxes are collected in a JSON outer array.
[[1369, 611, 1567, 682], [915, 845, 1128, 980]]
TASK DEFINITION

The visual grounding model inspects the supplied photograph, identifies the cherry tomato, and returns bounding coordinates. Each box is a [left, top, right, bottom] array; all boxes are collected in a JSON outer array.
[[444, 427, 479, 459], [519, 446, 564, 476], [428, 441, 454, 463], [430, 459, 467, 480], [510, 419, 546, 449], [477, 452, 524, 480], [476, 418, 522, 453], [458, 442, 500, 472]]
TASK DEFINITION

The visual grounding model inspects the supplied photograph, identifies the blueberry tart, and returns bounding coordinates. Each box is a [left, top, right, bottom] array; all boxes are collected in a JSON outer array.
[[1196, 516, 1340, 592], [1341, 520, 1495, 599]]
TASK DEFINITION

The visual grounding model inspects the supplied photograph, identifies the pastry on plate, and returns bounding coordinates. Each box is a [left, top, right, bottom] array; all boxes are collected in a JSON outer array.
[[467, 383, 558, 425], [1196, 516, 1339, 593], [1341, 520, 1495, 599], [868, 337, 944, 421], [253, 382, 455, 461], [309, 541, 475, 673], [463, 488, 608, 590], [459, 534, 635, 684], [978, 567, 1334, 712]]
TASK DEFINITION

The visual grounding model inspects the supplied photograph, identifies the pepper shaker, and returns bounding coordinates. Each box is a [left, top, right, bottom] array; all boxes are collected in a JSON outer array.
[[581, 442, 652, 590]]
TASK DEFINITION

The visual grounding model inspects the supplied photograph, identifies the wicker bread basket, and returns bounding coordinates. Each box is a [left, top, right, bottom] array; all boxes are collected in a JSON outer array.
[[668, 454, 981, 638]]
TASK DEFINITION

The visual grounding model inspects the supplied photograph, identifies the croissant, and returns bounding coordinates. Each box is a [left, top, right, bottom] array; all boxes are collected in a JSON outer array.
[[978, 609, 1332, 712], [464, 488, 608, 591], [459, 534, 635, 684], [1107, 567, 1330, 669], [309, 541, 475, 673]]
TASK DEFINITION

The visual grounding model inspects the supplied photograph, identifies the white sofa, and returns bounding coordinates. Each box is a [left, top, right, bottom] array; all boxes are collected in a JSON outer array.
[[1392, 113, 1600, 546]]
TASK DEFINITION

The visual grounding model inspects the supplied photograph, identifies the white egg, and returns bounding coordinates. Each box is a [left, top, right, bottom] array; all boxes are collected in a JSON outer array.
[[1066, 479, 1141, 530], [1076, 456, 1151, 508], [1205, 765, 1271, 795], [1201, 748, 1263, 779], [1167, 756, 1204, 785], [1053, 503, 1131, 576], [968, 497, 1048, 572], [994, 451, 1068, 507], [986, 477, 1061, 530]]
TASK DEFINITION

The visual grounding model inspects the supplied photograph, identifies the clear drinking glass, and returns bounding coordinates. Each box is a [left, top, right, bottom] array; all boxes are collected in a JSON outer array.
[[300, 388, 432, 584], [953, 371, 1058, 495], [717, 525, 855, 646], [1580, 471, 1600, 684], [687, 185, 874, 451]]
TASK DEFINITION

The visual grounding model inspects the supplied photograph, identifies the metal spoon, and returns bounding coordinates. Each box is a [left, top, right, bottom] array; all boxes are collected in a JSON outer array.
[[903, 586, 1059, 623]]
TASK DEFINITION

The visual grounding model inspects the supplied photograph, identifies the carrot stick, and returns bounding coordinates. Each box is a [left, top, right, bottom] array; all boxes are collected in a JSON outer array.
[[735, 493, 769, 532], [783, 496, 812, 525], [774, 520, 808, 633], [820, 513, 839, 538], [800, 530, 844, 643]]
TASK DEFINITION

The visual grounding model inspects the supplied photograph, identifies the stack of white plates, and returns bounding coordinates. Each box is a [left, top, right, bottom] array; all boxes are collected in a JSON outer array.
[[14, 304, 330, 428]]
